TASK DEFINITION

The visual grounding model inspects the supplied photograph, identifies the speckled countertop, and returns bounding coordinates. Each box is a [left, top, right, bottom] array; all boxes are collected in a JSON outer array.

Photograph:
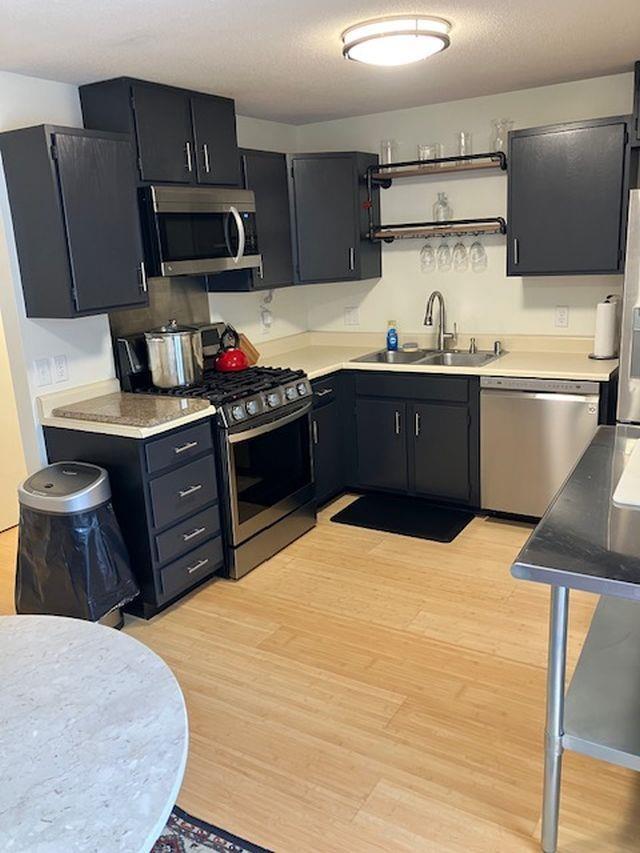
[[45, 389, 214, 439]]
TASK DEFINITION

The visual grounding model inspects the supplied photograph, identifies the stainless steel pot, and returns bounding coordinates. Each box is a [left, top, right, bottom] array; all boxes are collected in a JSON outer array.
[[144, 320, 203, 389]]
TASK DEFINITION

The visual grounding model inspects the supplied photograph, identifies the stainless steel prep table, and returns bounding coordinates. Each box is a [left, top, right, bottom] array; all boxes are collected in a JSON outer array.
[[511, 424, 640, 852]]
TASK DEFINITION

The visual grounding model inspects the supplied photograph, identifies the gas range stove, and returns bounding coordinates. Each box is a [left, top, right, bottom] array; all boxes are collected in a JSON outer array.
[[136, 366, 313, 428]]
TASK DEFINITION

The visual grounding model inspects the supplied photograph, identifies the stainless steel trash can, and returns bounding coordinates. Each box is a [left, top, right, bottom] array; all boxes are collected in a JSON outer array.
[[16, 462, 139, 625]]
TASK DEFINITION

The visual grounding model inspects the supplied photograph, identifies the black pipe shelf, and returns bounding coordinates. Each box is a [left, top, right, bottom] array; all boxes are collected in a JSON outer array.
[[370, 151, 507, 187], [372, 217, 507, 243]]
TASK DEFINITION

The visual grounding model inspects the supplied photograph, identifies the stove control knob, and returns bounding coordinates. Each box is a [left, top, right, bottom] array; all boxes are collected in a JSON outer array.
[[231, 404, 246, 421], [297, 383, 308, 396], [246, 399, 259, 416], [267, 392, 281, 408], [285, 386, 297, 401]]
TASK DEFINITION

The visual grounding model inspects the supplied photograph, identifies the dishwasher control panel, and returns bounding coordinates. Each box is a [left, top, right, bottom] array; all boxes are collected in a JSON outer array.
[[480, 376, 600, 395]]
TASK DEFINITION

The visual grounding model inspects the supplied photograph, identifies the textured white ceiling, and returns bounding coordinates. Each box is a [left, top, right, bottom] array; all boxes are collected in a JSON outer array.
[[1, 0, 639, 124]]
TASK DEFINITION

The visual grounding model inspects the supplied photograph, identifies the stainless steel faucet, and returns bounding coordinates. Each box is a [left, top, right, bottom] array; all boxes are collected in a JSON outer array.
[[423, 290, 456, 351]]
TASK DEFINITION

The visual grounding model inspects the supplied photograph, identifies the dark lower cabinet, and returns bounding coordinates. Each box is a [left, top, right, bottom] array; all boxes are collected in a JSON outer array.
[[44, 418, 224, 618], [412, 403, 471, 502], [0, 124, 146, 318], [311, 375, 348, 506], [355, 399, 408, 492], [353, 372, 480, 506], [507, 117, 629, 276]]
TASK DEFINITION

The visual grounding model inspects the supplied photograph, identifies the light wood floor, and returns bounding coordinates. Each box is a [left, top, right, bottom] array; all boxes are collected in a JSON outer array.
[[3, 498, 640, 852]]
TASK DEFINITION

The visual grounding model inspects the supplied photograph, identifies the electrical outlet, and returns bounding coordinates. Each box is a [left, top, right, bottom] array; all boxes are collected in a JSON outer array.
[[34, 357, 52, 387], [53, 354, 68, 383], [344, 306, 360, 326], [555, 306, 569, 328]]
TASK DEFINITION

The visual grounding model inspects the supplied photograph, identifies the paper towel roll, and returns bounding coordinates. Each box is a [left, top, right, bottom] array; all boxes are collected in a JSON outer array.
[[593, 299, 618, 358]]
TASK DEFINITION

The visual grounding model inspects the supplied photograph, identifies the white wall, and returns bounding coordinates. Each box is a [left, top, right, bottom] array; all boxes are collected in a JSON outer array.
[[0, 71, 116, 470], [297, 72, 635, 338]]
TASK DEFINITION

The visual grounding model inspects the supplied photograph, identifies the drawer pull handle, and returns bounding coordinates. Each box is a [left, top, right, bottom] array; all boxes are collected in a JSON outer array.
[[186, 557, 209, 574], [183, 526, 206, 542], [178, 483, 203, 499], [316, 388, 333, 397], [174, 440, 198, 455]]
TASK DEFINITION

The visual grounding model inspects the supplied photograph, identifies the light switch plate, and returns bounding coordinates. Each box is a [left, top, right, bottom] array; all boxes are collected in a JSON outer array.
[[35, 357, 52, 387], [555, 305, 569, 328], [53, 354, 68, 383], [344, 306, 360, 326]]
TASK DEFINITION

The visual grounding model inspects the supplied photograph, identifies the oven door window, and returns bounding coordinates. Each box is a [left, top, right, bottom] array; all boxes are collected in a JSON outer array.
[[231, 416, 311, 527], [157, 211, 258, 262]]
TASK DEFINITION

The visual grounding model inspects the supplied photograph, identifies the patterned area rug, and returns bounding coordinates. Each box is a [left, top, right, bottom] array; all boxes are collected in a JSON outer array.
[[152, 806, 272, 853]]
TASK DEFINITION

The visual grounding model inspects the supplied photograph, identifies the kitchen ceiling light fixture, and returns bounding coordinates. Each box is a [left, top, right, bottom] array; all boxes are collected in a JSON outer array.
[[341, 15, 451, 66]]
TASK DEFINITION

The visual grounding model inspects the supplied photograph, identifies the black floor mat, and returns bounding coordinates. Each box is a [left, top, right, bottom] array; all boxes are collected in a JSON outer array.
[[331, 494, 474, 543]]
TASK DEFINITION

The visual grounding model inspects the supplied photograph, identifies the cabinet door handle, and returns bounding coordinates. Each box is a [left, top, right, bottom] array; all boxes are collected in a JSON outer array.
[[312, 420, 319, 445], [174, 440, 198, 455], [186, 557, 209, 574], [183, 526, 206, 542], [348, 247, 355, 271], [178, 483, 203, 499], [394, 411, 401, 435], [316, 388, 333, 397], [203, 143, 211, 174], [513, 237, 519, 265], [185, 141, 193, 173], [414, 412, 421, 437], [138, 261, 147, 293]]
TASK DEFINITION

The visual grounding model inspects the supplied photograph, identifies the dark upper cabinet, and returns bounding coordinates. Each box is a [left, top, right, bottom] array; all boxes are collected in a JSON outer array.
[[191, 95, 241, 186], [0, 125, 146, 318], [356, 398, 408, 492], [80, 77, 240, 187], [130, 83, 193, 183], [289, 152, 381, 284], [507, 117, 629, 276], [206, 148, 293, 292]]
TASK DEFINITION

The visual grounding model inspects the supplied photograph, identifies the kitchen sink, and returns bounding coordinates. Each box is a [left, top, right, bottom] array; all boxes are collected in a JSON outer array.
[[352, 348, 501, 367], [352, 349, 437, 365], [418, 350, 499, 367]]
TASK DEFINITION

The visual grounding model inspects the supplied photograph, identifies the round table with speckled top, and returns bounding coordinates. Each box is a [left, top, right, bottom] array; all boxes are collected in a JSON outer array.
[[0, 614, 188, 852]]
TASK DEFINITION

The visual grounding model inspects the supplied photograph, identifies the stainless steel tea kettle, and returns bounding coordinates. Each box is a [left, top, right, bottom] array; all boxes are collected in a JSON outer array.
[[144, 320, 203, 389]]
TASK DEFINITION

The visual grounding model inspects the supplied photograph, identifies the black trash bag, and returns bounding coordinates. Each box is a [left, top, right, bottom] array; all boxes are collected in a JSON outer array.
[[15, 501, 139, 621]]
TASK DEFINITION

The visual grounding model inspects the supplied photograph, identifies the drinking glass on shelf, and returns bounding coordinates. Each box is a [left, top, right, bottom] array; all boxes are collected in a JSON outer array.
[[452, 242, 468, 272], [433, 192, 452, 222], [380, 139, 397, 167], [491, 119, 513, 153], [436, 242, 452, 271], [457, 131, 473, 158], [420, 242, 436, 273], [418, 144, 435, 161], [470, 241, 488, 272]]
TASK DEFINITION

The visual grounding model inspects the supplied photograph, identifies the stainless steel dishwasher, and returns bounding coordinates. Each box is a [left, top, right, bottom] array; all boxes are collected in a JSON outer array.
[[480, 376, 600, 517]]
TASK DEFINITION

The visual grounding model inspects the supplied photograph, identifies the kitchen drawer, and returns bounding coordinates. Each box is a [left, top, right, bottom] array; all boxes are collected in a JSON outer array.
[[154, 504, 221, 565], [312, 375, 339, 408], [149, 455, 217, 529], [160, 535, 223, 600], [355, 372, 469, 403], [145, 421, 213, 475]]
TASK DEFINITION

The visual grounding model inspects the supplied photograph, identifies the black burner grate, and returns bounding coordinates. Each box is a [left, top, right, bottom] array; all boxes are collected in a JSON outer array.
[[136, 366, 305, 405]]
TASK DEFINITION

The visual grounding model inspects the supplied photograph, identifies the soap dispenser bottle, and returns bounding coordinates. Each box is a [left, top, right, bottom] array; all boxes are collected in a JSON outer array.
[[386, 320, 398, 352]]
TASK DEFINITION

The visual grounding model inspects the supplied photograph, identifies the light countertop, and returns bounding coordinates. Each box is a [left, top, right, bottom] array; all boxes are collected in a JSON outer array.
[[260, 344, 618, 382], [39, 380, 215, 439]]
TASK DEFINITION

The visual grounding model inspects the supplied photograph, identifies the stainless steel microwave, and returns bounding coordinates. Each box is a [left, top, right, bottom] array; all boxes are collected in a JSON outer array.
[[139, 185, 262, 277]]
